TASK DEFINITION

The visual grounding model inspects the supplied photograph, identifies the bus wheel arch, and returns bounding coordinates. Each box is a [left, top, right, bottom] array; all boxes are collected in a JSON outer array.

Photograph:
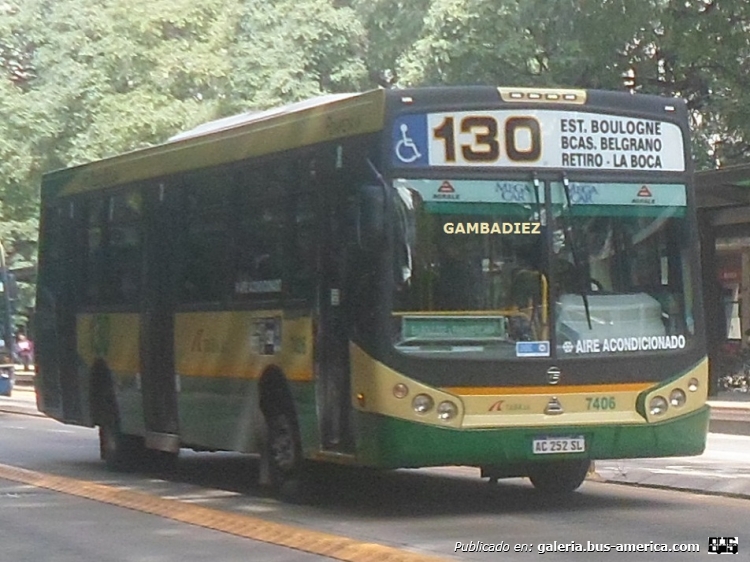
[[89, 359, 116, 428], [258, 367, 303, 490]]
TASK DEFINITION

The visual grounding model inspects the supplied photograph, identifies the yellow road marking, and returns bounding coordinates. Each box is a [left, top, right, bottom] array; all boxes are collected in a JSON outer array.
[[0, 463, 448, 562]]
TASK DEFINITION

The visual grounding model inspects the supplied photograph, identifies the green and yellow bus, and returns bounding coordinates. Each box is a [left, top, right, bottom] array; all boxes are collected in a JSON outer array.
[[35, 86, 708, 494]]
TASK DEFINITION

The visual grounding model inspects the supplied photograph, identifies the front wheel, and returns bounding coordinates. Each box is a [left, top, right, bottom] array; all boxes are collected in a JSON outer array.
[[527, 460, 591, 494]]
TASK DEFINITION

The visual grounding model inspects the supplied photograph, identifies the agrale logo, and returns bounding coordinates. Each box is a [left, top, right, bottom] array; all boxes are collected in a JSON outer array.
[[434, 180, 459, 200], [488, 400, 505, 411], [632, 185, 655, 205]]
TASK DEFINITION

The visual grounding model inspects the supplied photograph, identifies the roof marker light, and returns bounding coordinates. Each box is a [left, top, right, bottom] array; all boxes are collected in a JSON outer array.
[[498, 87, 587, 104]]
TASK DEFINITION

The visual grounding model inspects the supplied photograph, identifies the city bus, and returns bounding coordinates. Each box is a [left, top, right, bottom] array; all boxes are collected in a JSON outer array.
[[35, 86, 708, 494]]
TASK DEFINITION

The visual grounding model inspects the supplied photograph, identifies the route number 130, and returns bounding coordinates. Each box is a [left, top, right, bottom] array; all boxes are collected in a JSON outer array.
[[432, 115, 542, 164]]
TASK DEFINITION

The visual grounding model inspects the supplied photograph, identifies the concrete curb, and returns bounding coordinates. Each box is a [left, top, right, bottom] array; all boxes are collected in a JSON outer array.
[[0, 404, 46, 418], [590, 473, 750, 500], [707, 400, 750, 436]]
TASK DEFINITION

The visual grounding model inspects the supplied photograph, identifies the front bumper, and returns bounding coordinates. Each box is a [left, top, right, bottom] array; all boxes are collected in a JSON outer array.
[[354, 406, 710, 468]]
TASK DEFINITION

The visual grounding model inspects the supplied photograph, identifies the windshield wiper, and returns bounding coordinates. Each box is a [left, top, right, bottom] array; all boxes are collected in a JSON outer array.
[[560, 174, 592, 330], [532, 173, 542, 223]]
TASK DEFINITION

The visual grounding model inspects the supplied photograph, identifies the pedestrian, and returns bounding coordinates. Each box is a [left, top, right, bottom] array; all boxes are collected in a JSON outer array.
[[16, 334, 32, 371]]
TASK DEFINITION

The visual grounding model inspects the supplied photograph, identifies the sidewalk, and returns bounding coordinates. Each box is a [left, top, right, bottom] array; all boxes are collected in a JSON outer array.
[[594, 432, 750, 499], [0, 385, 43, 417]]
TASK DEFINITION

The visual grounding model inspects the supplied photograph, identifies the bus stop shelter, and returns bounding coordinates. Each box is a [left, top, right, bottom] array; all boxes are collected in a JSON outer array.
[[696, 164, 750, 392]]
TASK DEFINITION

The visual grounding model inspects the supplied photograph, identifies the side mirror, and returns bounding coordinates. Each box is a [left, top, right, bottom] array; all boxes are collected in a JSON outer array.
[[356, 184, 386, 250]]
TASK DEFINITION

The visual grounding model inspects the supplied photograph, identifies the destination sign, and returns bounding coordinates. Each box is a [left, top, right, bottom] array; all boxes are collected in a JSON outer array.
[[391, 110, 685, 171]]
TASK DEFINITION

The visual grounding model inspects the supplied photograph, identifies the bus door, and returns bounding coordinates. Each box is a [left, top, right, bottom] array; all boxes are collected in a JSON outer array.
[[139, 183, 180, 453], [39, 201, 84, 422], [313, 152, 355, 453]]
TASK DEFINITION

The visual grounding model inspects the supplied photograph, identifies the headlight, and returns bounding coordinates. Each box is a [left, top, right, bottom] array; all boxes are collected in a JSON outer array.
[[669, 388, 687, 408], [437, 401, 458, 421], [687, 377, 700, 392], [649, 396, 668, 416], [393, 383, 409, 399], [412, 393, 434, 414]]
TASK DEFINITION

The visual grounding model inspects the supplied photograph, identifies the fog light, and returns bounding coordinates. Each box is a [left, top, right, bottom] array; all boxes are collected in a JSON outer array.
[[437, 401, 458, 421], [393, 383, 409, 399], [412, 393, 434, 414], [669, 388, 687, 408], [649, 396, 668, 416], [687, 378, 699, 392]]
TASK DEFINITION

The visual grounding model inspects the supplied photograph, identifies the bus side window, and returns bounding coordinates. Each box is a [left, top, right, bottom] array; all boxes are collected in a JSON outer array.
[[181, 174, 230, 303], [84, 197, 106, 305], [288, 192, 317, 301], [106, 190, 142, 305], [233, 198, 284, 299]]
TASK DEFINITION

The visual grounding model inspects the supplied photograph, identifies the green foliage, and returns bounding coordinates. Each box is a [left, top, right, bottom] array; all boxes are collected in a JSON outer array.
[[3, 0, 750, 323], [395, 0, 750, 167], [226, 0, 369, 111]]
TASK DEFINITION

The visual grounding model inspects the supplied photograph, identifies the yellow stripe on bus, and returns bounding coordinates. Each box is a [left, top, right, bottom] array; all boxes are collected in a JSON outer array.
[[0, 463, 448, 562]]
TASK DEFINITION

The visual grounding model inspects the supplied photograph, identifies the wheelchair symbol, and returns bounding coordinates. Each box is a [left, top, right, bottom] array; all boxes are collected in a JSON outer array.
[[395, 123, 422, 163]]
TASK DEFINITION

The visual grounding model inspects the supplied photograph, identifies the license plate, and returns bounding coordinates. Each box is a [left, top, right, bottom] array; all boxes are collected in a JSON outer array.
[[532, 436, 585, 455]]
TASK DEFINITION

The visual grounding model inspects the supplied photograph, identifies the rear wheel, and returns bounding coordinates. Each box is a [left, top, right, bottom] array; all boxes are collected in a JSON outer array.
[[99, 417, 147, 472], [527, 460, 590, 494], [264, 409, 309, 500]]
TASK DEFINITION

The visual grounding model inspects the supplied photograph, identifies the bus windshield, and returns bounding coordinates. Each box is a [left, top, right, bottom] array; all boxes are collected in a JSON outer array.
[[390, 178, 695, 360], [550, 181, 694, 358], [391, 178, 547, 359]]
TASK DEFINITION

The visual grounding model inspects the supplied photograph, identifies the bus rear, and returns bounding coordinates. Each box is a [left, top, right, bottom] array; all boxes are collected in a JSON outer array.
[[349, 87, 707, 493]]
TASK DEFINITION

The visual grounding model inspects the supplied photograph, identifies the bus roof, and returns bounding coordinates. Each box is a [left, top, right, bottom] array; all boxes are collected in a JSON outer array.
[[44, 89, 386, 197], [42, 86, 686, 199], [167, 93, 359, 142]]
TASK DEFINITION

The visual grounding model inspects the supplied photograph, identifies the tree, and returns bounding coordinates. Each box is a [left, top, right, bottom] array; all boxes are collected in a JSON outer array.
[[395, 0, 750, 169], [226, 0, 370, 112]]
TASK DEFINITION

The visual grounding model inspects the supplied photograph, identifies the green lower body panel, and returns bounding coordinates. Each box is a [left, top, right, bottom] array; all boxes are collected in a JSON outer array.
[[354, 406, 710, 469], [174, 377, 319, 454]]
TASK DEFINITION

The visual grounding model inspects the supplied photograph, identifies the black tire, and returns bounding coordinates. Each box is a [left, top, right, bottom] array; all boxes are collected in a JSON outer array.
[[145, 449, 179, 474], [528, 460, 590, 494], [265, 410, 304, 496], [98, 412, 146, 472]]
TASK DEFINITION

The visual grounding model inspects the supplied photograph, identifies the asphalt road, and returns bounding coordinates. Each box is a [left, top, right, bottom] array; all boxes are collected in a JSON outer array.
[[0, 476, 332, 562], [0, 402, 748, 561]]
